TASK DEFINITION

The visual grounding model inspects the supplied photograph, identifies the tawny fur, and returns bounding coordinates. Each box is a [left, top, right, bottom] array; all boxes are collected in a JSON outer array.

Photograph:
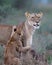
[[4, 32, 21, 65]]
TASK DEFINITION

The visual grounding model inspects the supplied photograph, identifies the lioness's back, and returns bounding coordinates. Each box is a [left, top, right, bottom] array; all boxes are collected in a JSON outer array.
[[0, 25, 12, 45]]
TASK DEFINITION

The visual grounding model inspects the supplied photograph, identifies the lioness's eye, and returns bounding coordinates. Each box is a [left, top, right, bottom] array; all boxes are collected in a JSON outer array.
[[38, 17, 40, 18], [32, 17, 34, 18]]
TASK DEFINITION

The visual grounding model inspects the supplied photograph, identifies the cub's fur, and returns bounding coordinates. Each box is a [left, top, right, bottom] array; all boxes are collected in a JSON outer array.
[[4, 30, 21, 65]]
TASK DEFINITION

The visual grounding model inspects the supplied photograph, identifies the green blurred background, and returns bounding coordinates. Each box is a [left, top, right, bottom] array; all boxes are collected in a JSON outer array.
[[0, 0, 52, 64]]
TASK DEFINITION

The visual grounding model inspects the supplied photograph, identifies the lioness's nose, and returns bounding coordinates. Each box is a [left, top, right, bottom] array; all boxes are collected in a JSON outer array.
[[36, 19, 40, 23], [36, 21, 39, 23]]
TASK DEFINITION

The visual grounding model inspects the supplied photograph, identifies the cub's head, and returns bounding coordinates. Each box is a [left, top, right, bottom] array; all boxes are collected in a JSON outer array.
[[25, 12, 43, 29]]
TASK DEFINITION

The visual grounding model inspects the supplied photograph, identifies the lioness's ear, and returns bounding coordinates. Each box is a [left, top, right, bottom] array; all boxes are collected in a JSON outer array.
[[25, 12, 30, 18], [40, 12, 43, 17], [38, 12, 43, 17]]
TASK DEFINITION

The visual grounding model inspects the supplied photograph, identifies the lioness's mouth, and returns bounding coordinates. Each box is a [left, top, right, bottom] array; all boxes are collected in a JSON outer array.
[[33, 24, 39, 27]]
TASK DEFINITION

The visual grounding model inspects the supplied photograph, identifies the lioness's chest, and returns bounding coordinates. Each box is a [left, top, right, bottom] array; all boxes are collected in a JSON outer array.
[[26, 35, 32, 46]]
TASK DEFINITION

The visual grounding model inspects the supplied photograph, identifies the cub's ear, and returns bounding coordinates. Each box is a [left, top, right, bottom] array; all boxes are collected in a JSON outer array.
[[25, 12, 30, 18], [14, 28, 17, 32]]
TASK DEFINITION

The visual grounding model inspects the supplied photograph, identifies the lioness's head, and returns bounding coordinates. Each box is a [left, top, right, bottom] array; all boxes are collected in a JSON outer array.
[[25, 12, 43, 29]]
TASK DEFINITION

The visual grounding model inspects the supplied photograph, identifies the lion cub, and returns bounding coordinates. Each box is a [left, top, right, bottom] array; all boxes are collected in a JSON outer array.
[[4, 29, 21, 65], [4, 26, 31, 65]]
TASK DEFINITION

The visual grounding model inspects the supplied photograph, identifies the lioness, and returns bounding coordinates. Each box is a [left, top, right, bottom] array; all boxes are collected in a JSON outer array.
[[0, 12, 43, 49]]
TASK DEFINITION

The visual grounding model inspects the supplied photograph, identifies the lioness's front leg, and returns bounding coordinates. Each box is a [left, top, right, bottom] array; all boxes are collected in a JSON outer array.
[[16, 40, 31, 52], [20, 46, 31, 52]]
